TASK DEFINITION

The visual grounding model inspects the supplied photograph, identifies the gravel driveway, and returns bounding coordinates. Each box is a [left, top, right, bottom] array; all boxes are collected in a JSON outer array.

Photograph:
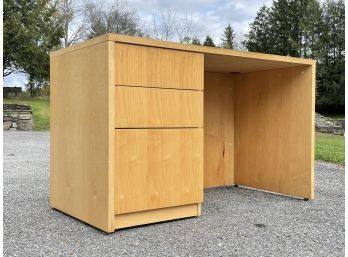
[[4, 132, 345, 257]]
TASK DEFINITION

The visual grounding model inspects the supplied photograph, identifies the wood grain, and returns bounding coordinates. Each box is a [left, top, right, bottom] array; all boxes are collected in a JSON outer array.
[[204, 72, 234, 188], [50, 33, 316, 232], [115, 86, 203, 128], [109, 34, 315, 66], [115, 43, 204, 90], [50, 41, 115, 232], [50, 34, 108, 57], [234, 66, 314, 199], [107, 41, 116, 229], [114, 204, 199, 229], [53, 34, 315, 67], [115, 128, 204, 214], [204, 54, 305, 73]]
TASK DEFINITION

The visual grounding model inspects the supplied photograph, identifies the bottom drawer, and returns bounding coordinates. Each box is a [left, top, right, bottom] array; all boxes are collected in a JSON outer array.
[[115, 128, 203, 214]]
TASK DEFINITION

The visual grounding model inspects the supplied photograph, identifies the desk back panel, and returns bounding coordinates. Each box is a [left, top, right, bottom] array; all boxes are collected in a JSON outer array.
[[204, 72, 235, 188], [234, 66, 315, 199]]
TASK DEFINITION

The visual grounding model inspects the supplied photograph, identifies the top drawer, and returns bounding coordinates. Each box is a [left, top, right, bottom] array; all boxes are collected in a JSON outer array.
[[115, 43, 204, 90]]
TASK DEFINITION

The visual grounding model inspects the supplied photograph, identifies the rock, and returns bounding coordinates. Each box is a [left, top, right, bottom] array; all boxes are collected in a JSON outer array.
[[315, 113, 345, 135], [3, 121, 12, 130], [3, 104, 33, 131], [7, 112, 18, 119], [17, 122, 32, 131], [4, 104, 31, 111], [18, 113, 32, 120], [336, 120, 345, 127], [3, 116, 13, 121]]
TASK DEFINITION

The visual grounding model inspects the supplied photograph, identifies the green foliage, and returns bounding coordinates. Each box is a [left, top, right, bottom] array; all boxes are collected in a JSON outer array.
[[181, 36, 202, 45], [270, 0, 304, 57], [4, 98, 50, 131], [315, 132, 345, 165], [4, 0, 64, 96], [243, 5, 272, 53], [244, 0, 345, 114], [191, 37, 202, 45], [181, 36, 201, 45], [300, 0, 321, 58], [221, 24, 235, 49], [203, 35, 215, 47], [316, 0, 345, 113]]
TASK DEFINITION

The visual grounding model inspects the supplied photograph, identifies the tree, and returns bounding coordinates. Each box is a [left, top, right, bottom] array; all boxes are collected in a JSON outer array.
[[3, 0, 19, 76], [4, 0, 64, 96], [243, 5, 272, 53], [58, 0, 88, 47], [203, 36, 215, 47], [243, 0, 344, 113], [316, 0, 345, 113], [151, 8, 177, 41], [300, 0, 321, 58], [245, 1, 322, 57], [234, 32, 247, 51], [191, 37, 201, 45], [85, 1, 142, 39], [269, 0, 305, 57], [149, 8, 197, 43], [178, 36, 202, 45], [176, 14, 194, 43], [221, 24, 235, 49]]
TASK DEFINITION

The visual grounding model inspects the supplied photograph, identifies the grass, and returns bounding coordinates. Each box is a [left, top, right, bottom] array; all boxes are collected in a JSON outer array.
[[315, 132, 345, 165], [4, 98, 50, 131]]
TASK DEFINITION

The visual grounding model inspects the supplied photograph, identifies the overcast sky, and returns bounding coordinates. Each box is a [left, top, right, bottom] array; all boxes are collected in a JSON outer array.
[[129, 0, 272, 41], [4, 0, 271, 87]]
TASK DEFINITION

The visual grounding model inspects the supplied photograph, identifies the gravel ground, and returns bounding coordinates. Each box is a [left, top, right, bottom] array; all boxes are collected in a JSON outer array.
[[4, 132, 345, 257]]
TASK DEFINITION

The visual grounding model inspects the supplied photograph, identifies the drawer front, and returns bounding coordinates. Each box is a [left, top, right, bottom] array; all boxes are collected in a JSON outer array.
[[115, 86, 203, 128], [115, 43, 204, 90], [115, 128, 203, 214]]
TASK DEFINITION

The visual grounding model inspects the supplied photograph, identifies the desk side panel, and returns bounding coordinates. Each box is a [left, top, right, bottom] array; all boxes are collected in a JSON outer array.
[[50, 42, 114, 232], [234, 65, 314, 199]]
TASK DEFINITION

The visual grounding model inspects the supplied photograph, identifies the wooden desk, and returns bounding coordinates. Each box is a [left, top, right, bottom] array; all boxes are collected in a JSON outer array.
[[50, 34, 315, 232]]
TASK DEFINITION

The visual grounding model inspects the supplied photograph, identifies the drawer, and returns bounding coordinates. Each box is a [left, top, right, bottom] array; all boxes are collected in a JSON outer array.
[[114, 128, 203, 214], [115, 86, 203, 128], [115, 43, 204, 90]]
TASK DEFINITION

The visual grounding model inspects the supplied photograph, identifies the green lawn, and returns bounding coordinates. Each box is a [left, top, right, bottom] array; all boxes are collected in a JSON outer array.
[[315, 132, 345, 165], [4, 98, 50, 131]]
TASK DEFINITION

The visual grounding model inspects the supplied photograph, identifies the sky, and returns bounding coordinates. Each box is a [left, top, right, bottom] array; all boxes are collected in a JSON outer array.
[[4, 0, 272, 88], [130, 0, 272, 41]]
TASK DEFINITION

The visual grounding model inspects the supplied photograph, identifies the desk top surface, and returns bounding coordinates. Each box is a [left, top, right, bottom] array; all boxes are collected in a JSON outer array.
[[51, 33, 315, 73]]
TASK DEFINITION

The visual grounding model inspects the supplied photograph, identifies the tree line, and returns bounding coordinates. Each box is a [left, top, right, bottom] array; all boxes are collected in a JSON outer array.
[[244, 0, 344, 114], [3, 0, 344, 113]]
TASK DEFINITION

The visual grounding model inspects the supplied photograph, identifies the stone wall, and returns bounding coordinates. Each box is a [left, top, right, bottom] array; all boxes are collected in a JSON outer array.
[[315, 113, 344, 135], [3, 104, 33, 131]]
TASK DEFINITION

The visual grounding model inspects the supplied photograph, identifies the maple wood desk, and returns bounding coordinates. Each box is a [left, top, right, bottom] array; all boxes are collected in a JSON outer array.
[[50, 33, 315, 232]]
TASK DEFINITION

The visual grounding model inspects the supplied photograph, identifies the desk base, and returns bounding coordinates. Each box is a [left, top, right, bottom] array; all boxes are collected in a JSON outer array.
[[114, 203, 201, 230]]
